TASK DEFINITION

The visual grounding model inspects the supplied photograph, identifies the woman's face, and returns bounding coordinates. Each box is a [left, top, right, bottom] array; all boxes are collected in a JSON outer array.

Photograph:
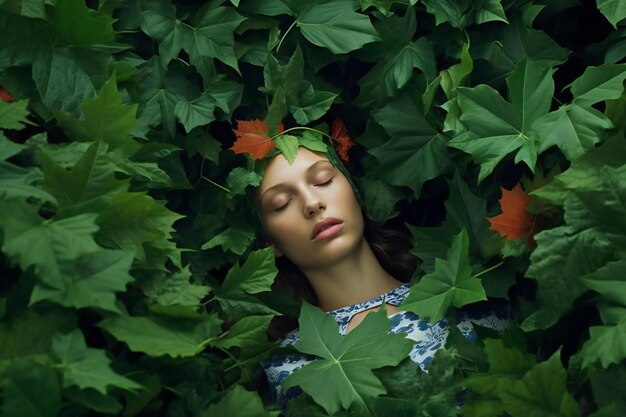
[[257, 147, 364, 270]]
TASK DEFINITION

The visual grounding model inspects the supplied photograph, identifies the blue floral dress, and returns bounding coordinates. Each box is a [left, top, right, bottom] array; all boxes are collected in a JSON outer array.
[[261, 283, 510, 406]]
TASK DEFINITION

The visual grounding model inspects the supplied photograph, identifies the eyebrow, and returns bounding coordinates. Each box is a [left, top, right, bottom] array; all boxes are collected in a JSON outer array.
[[260, 160, 334, 202]]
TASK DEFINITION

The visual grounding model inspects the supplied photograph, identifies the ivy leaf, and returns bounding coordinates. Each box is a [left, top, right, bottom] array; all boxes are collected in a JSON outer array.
[[1, 360, 61, 417], [283, 303, 414, 415], [0, 99, 30, 129], [497, 351, 580, 417], [205, 384, 279, 417], [357, 10, 436, 101], [99, 313, 222, 358], [52, 329, 141, 394], [449, 59, 555, 182], [369, 93, 451, 196], [133, 58, 191, 139], [421, 0, 470, 29], [400, 229, 486, 322], [30, 250, 134, 313], [487, 183, 533, 240], [580, 318, 626, 368], [0, 200, 99, 287], [295, 0, 380, 54], [230, 119, 277, 160], [597, 0, 626, 28], [290, 81, 338, 125], [226, 167, 263, 197], [55, 75, 138, 152], [174, 93, 216, 133]]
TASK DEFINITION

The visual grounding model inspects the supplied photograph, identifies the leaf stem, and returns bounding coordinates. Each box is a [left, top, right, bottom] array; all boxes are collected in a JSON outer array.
[[276, 20, 297, 54], [202, 176, 231, 193], [271, 126, 332, 140], [472, 259, 505, 279]]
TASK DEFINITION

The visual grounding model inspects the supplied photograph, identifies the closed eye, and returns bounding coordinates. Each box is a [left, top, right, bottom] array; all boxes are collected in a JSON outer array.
[[316, 178, 334, 187]]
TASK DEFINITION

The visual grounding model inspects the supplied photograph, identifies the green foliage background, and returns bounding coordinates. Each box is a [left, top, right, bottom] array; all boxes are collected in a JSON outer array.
[[0, 0, 625, 416]]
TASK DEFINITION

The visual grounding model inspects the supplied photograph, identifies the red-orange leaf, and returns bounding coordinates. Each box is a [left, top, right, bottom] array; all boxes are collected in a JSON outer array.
[[0, 86, 14, 102], [487, 183, 533, 240], [331, 117, 354, 164], [230, 119, 277, 160]]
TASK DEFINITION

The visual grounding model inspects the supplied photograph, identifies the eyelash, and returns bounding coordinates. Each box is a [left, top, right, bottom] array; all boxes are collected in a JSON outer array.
[[272, 178, 334, 212]]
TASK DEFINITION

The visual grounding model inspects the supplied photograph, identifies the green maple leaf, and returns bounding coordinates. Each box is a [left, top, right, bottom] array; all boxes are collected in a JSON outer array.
[[282, 303, 414, 415], [205, 385, 279, 417], [214, 247, 280, 319], [462, 339, 536, 417], [369, 93, 451, 196], [400, 229, 486, 322], [580, 318, 626, 369], [95, 191, 183, 262], [0, 199, 99, 288], [52, 329, 141, 394], [40, 140, 128, 208], [0, 309, 75, 369], [55, 75, 138, 153], [523, 165, 626, 330], [1, 360, 61, 417], [0, 137, 57, 204], [30, 250, 134, 313], [532, 131, 626, 205], [534, 63, 626, 160], [137, 267, 210, 307], [295, 0, 380, 54], [497, 351, 580, 417], [580, 260, 626, 309], [357, 10, 436, 102], [448, 59, 555, 182], [99, 313, 222, 358]]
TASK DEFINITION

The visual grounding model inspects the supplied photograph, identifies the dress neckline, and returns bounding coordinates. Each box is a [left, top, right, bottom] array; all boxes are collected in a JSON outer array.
[[326, 283, 410, 330]]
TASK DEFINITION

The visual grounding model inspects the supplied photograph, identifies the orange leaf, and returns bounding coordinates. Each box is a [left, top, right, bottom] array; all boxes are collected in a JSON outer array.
[[230, 119, 283, 160], [0, 86, 14, 102], [487, 183, 533, 240], [331, 117, 354, 164]]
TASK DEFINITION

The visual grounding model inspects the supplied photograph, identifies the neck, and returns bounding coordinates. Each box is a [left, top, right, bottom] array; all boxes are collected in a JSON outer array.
[[299, 238, 405, 312]]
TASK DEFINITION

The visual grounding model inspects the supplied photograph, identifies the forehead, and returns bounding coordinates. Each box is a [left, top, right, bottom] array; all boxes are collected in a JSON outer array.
[[259, 147, 330, 192]]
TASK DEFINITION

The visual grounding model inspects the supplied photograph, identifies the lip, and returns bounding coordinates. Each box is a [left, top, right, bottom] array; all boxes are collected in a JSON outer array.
[[311, 218, 344, 240]]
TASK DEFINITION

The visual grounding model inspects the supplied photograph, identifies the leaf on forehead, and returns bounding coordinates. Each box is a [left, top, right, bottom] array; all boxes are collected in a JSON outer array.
[[331, 117, 354, 164], [487, 183, 533, 240], [298, 130, 328, 153], [274, 134, 299, 164]]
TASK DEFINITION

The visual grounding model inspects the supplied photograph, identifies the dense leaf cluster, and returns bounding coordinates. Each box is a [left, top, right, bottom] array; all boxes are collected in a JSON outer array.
[[0, 0, 625, 416]]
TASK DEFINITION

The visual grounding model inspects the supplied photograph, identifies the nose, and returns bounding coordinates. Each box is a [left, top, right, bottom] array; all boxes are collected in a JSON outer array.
[[303, 189, 326, 218]]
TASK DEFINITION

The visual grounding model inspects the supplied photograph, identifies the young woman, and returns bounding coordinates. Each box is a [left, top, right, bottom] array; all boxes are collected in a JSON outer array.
[[253, 144, 510, 408]]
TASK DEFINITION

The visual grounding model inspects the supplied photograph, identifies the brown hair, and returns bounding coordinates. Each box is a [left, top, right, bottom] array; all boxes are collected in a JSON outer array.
[[266, 216, 417, 341]]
